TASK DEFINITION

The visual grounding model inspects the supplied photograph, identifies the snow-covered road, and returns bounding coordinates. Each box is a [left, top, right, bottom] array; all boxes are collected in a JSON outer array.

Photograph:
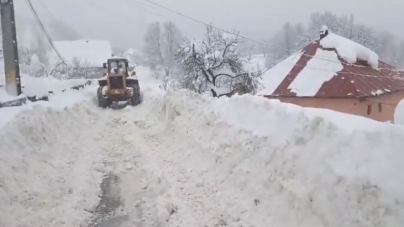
[[2, 70, 404, 226]]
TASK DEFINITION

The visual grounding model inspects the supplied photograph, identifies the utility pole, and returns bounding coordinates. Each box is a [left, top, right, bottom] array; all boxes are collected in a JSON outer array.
[[1, 0, 22, 96]]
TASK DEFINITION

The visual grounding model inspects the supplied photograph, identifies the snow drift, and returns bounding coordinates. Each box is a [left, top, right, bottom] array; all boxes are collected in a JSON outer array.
[[0, 87, 103, 227], [2, 70, 404, 226], [161, 90, 404, 226]]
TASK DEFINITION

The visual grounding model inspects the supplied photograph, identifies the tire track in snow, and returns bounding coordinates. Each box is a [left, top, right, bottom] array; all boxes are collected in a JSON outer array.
[[89, 109, 178, 226], [114, 106, 226, 226]]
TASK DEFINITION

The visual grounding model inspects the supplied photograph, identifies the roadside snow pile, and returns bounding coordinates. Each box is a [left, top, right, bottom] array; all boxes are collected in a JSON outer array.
[[0, 85, 97, 127], [20, 74, 87, 97], [163, 91, 404, 226], [0, 86, 103, 227], [0, 74, 87, 98], [320, 25, 379, 68], [0, 87, 26, 103]]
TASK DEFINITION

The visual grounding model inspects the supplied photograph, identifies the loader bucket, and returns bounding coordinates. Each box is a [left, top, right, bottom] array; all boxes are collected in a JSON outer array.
[[109, 100, 130, 109]]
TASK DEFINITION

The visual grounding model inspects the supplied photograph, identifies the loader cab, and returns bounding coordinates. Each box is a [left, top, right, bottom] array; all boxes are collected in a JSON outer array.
[[101, 58, 130, 89], [103, 58, 129, 75]]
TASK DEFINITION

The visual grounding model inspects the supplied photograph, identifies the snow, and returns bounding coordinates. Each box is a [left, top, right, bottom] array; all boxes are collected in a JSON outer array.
[[161, 91, 404, 226], [52, 39, 113, 67], [244, 54, 266, 73], [257, 51, 304, 95], [0, 85, 97, 128], [0, 74, 87, 98], [320, 26, 379, 68], [288, 48, 343, 96], [371, 89, 385, 96], [0, 87, 26, 103], [394, 98, 404, 124], [0, 86, 103, 227], [2, 68, 404, 226]]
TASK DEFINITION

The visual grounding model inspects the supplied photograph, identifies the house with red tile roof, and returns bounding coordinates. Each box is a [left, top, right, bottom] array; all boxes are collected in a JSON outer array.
[[257, 25, 404, 122]]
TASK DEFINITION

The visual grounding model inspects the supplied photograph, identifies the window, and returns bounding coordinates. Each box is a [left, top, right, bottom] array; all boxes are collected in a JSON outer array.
[[367, 105, 372, 115], [378, 103, 382, 112], [110, 61, 118, 69]]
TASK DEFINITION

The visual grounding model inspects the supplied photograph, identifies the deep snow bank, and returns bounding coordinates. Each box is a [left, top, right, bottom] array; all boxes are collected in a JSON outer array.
[[0, 87, 104, 227], [0, 74, 87, 98], [0, 86, 97, 127], [162, 90, 404, 227]]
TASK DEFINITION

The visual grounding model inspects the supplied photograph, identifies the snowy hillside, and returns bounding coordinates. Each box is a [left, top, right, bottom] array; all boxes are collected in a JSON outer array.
[[1, 68, 404, 226]]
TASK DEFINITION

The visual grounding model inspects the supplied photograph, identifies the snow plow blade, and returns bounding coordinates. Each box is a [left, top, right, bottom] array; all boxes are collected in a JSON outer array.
[[110, 100, 130, 109]]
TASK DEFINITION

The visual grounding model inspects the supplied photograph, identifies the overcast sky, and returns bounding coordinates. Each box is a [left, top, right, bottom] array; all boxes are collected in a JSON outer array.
[[14, 0, 404, 51]]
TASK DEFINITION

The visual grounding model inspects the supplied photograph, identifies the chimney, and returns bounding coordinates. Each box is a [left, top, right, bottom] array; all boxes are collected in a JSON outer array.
[[319, 25, 329, 39]]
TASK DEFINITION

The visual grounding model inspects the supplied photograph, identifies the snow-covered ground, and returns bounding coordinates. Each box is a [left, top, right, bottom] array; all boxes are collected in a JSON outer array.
[[0, 74, 87, 99], [1, 67, 404, 226]]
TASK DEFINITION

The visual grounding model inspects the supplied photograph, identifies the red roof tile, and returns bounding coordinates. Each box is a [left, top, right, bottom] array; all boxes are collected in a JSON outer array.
[[267, 41, 404, 98]]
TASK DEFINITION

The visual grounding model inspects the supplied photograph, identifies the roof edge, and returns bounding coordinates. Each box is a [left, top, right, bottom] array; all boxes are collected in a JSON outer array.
[[261, 89, 404, 99]]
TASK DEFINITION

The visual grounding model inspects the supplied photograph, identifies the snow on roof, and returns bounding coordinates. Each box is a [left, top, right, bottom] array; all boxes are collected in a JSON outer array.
[[319, 26, 379, 69], [258, 40, 404, 98], [257, 51, 303, 95], [53, 39, 113, 67], [287, 48, 343, 96]]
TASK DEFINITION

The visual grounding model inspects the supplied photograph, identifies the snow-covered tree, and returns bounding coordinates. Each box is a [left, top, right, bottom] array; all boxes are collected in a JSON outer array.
[[260, 11, 404, 68], [351, 24, 380, 51], [20, 53, 47, 77], [269, 22, 306, 58], [17, 25, 50, 69], [305, 12, 343, 42], [264, 22, 306, 68], [143, 21, 183, 79], [176, 25, 261, 96], [124, 48, 143, 66], [68, 57, 97, 79]]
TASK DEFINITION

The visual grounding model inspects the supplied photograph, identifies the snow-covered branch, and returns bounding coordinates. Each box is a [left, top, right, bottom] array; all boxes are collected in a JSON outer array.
[[175, 25, 261, 96]]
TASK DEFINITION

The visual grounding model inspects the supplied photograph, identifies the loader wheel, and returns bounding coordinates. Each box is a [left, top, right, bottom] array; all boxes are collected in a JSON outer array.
[[130, 84, 141, 106], [97, 86, 110, 108]]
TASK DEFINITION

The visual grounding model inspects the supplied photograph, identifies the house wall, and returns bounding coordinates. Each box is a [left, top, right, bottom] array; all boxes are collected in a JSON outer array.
[[267, 91, 404, 122]]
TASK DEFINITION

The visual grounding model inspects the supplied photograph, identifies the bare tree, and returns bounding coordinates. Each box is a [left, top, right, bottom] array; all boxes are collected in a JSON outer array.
[[264, 22, 306, 68], [143, 21, 183, 81], [176, 25, 261, 96], [143, 22, 162, 71]]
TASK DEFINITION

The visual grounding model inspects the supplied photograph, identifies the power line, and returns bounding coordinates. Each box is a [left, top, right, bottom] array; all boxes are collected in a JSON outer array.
[[20, 1, 402, 106], [138, 0, 404, 72], [24, 0, 66, 64], [25, 0, 404, 80], [124, 0, 404, 80], [140, 0, 259, 42]]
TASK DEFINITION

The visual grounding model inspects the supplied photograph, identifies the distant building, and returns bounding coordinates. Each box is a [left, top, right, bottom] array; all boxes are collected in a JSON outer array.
[[257, 26, 404, 122]]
